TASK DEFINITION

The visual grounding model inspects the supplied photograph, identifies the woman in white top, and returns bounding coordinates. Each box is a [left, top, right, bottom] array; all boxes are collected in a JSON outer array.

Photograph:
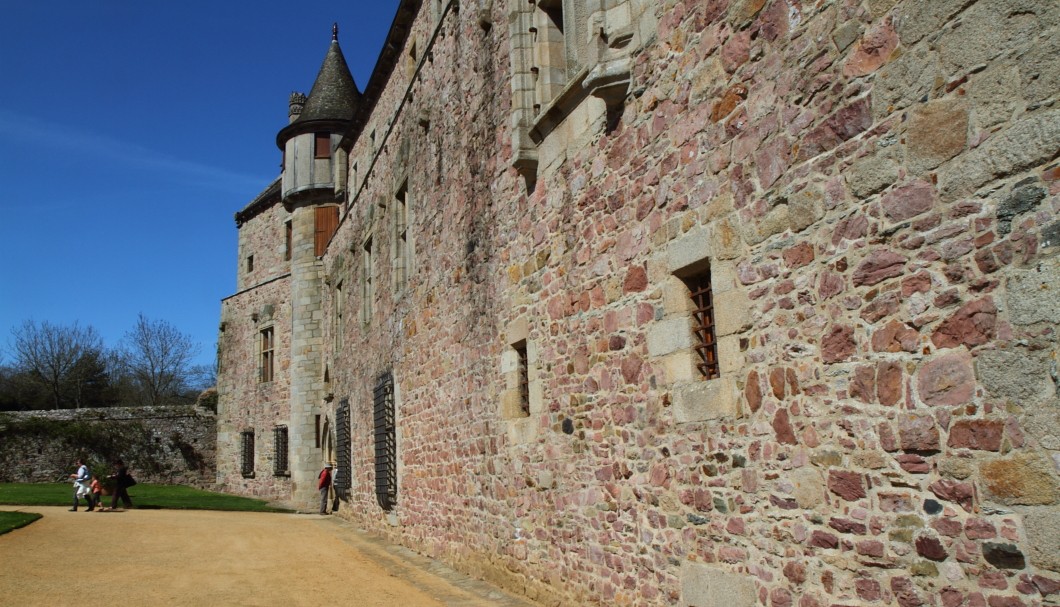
[[68, 458, 95, 512]]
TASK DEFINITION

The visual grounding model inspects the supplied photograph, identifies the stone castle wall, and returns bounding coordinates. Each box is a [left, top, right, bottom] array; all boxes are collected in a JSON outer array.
[[221, 0, 1059, 604], [0, 406, 216, 487], [217, 282, 294, 497]]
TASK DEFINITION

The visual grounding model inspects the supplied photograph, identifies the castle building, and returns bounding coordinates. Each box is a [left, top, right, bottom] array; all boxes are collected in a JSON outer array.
[[217, 1, 1060, 604]]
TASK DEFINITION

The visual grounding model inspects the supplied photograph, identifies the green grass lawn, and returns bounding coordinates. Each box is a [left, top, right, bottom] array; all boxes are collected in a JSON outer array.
[[0, 483, 288, 513], [0, 511, 42, 535]]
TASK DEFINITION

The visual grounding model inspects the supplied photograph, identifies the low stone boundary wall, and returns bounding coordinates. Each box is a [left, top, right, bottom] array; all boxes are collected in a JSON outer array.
[[0, 406, 216, 488]]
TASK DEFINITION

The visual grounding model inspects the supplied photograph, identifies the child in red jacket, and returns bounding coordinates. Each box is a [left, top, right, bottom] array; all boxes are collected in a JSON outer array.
[[89, 475, 105, 512]]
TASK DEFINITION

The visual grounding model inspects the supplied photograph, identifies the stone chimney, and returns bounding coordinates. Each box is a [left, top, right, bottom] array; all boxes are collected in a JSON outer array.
[[288, 92, 307, 123]]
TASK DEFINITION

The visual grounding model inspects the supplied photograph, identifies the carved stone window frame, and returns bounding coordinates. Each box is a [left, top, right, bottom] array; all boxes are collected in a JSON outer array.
[[506, 0, 650, 184], [501, 315, 542, 444], [648, 223, 750, 424]]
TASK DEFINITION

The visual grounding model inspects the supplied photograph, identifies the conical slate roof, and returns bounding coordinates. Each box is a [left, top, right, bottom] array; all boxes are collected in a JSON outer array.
[[297, 25, 360, 123], [277, 25, 360, 148]]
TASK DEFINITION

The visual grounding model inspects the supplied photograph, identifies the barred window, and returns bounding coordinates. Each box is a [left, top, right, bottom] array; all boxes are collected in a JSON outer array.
[[273, 426, 289, 476], [373, 371, 396, 511], [335, 399, 351, 501], [514, 339, 530, 417], [240, 430, 255, 478], [682, 269, 720, 380]]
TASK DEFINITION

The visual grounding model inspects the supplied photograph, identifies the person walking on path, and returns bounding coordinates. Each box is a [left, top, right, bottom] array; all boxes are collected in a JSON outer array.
[[68, 458, 94, 512], [89, 475, 104, 511], [318, 463, 333, 515], [109, 459, 134, 510]]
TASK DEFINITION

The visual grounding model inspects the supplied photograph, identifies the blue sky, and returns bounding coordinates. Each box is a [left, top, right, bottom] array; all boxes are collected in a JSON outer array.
[[0, 1, 400, 368]]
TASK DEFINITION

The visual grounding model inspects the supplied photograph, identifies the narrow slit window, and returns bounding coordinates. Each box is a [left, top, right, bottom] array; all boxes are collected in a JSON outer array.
[[260, 327, 274, 383], [284, 221, 292, 261], [514, 339, 529, 416], [393, 186, 409, 292], [362, 236, 374, 325], [334, 282, 344, 352], [683, 270, 720, 380], [315, 414, 322, 448]]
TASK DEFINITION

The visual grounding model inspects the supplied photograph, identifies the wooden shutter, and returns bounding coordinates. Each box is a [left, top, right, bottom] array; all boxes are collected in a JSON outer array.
[[314, 206, 340, 256], [314, 132, 331, 158]]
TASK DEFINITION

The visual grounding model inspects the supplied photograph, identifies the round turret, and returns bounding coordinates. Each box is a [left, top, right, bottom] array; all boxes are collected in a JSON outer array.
[[278, 24, 361, 203]]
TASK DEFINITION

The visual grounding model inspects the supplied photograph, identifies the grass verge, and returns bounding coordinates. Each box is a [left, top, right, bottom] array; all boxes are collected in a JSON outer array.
[[0, 483, 288, 513], [0, 511, 43, 535]]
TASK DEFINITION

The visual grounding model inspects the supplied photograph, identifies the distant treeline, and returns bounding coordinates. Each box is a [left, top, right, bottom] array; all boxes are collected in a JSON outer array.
[[0, 315, 214, 411]]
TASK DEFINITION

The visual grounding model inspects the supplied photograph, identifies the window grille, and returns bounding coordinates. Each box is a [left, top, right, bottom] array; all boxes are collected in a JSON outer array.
[[240, 430, 255, 478], [683, 270, 721, 380], [335, 399, 352, 500], [514, 340, 530, 416], [373, 371, 396, 511], [273, 426, 289, 476]]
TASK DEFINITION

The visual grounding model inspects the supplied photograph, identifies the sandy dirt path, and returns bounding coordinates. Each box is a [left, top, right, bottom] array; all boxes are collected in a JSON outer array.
[[0, 506, 537, 607]]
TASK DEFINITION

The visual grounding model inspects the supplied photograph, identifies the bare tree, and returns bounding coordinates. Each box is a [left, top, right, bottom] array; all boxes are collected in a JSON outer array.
[[10, 320, 104, 409], [116, 314, 200, 406]]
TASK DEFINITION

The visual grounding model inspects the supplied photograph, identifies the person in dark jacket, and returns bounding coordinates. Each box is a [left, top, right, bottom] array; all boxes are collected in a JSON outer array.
[[109, 459, 134, 510]]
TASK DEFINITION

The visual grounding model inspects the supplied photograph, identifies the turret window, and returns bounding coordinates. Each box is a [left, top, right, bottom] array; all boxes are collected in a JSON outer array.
[[315, 132, 331, 159]]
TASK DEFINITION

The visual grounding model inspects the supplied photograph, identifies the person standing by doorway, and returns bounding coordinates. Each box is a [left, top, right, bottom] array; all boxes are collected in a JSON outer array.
[[317, 463, 333, 515], [330, 462, 341, 513]]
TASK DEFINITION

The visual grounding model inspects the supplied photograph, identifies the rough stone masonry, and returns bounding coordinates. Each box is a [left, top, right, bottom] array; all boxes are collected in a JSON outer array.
[[216, 0, 1060, 605]]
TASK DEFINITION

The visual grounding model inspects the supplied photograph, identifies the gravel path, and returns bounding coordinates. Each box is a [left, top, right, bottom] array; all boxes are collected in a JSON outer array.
[[0, 506, 538, 607]]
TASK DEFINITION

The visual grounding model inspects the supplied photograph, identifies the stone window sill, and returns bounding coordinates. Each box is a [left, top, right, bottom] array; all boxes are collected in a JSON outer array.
[[528, 66, 591, 145]]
